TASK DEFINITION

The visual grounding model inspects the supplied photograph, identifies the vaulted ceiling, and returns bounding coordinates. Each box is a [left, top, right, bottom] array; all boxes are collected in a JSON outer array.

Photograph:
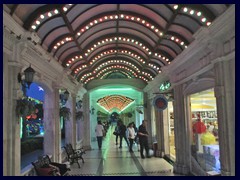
[[97, 95, 134, 112], [4, 4, 231, 86]]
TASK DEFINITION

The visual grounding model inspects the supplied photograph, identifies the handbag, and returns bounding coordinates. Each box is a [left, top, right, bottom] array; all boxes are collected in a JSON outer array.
[[113, 131, 117, 136]]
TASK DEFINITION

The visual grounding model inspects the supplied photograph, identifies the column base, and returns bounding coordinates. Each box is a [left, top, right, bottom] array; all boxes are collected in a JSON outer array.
[[221, 169, 233, 176], [173, 163, 190, 175]]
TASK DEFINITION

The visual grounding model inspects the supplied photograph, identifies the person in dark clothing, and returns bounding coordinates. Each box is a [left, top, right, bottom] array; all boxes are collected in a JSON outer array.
[[119, 121, 129, 148], [114, 120, 121, 145], [132, 122, 138, 144], [138, 120, 150, 159]]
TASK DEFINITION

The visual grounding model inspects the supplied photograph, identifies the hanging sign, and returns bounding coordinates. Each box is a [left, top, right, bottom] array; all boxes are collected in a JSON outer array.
[[153, 95, 168, 111]]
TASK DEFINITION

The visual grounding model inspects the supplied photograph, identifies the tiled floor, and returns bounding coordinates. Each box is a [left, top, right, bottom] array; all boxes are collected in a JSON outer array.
[[68, 127, 180, 176], [21, 126, 182, 176]]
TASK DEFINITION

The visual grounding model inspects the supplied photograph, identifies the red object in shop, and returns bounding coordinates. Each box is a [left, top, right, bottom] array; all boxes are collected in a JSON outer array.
[[193, 113, 206, 134], [193, 121, 206, 134]]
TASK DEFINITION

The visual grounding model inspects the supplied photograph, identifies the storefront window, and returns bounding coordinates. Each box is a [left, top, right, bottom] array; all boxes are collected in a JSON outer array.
[[190, 89, 220, 173]]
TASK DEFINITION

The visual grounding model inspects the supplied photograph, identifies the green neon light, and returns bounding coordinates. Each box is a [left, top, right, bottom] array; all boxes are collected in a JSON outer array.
[[160, 81, 171, 91], [119, 101, 135, 113], [97, 103, 110, 113], [97, 88, 133, 91], [20, 117, 23, 139]]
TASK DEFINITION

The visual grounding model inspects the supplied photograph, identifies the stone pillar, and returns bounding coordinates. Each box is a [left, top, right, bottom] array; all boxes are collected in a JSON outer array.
[[82, 93, 91, 150], [214, 59, 235, 176], [155, 108, 170, 157], [43, 86, 61, 162], [3, 57, 22, 175], [143, 92, 153, 145], [65, 93, 77, 148], [173, 84, 191, 175], [155, 110, 162, 156], [72, 94, 77, 148]]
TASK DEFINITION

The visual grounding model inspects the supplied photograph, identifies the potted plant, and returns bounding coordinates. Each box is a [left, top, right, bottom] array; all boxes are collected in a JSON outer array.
[[60, 107, 71, 120], [16, 98, 35, 118], [16, 98, 36, 141], [76, 111, 83, 121]]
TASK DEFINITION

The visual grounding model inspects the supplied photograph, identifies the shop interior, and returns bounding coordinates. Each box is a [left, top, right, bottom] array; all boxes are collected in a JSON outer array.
[[190, 88, 220, 173]]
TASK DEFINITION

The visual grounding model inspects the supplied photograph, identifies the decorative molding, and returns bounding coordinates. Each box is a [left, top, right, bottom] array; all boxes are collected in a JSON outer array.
[[208, 5, 235, 41], [212, 51, 235, 64], [8, 61, 22, 68], [3, 11, 25, 38], [3, 29, 15, 54], [183, 77, 215, 95]]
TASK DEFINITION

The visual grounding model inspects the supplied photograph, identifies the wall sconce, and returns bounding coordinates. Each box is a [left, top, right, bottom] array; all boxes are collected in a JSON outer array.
[[18, 65, 35, 89]]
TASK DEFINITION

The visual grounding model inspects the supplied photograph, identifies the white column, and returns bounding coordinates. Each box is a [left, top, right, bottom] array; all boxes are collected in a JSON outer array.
[[3, 57, 22, 175], [143, 93, 153, 145], [43, 86, 61, 162], [65, 93, 77, 148], [173, 85, 191, 175], [82, 93, 91, 149], [214, 59, 235, 176]]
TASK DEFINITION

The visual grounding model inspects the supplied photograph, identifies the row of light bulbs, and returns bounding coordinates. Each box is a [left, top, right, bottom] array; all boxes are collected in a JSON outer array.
[[76, 13, 163, 39], [95, 65, 137, 79], [67, 47, 169, 69], [69, 49, 164, 75], [165, 35, 188, 49], [93, 60, 140, 74], [80, 72, 92, 82], [100, 70, 132, 79], [85, 37, 151, 56], [30, 5, 209, 63], [89, 49, 145, 65], [173, 5, 211, 26], [31, 4, 72, 30], [148, 63, 162, 73], [82, 65, 152, 84], [74, 64, 87, 74]]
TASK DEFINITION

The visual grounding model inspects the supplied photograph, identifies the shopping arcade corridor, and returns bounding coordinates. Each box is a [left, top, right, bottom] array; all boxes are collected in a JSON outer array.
[[67, 126, 176, 176]]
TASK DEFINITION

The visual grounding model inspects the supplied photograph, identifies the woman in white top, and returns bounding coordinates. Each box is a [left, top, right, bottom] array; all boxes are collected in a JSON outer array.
[[127, 122, 136, 152], [95, 121, 105, 150]]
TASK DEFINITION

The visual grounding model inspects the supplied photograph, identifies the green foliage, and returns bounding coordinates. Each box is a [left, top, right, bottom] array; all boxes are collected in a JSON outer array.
[[16, 98, 35, 117], [21, 137, 43, 155], [60, 107, 71, 120], [76, 111, 83, 121]]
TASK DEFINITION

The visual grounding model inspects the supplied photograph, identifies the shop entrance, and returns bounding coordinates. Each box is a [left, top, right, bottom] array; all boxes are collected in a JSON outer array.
[[190, 88, 220, 173]]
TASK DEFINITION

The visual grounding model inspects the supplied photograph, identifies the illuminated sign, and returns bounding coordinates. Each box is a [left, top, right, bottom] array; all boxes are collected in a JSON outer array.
[[159, 81, 171, 91]]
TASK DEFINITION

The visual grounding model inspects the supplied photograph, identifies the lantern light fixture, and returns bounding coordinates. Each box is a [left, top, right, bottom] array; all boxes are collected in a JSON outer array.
[[17, 65, 35, 89]]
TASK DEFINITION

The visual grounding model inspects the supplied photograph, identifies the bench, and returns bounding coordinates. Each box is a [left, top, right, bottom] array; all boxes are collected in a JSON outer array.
[[63, 143, 85, 168], [32, 155, 70, 176]]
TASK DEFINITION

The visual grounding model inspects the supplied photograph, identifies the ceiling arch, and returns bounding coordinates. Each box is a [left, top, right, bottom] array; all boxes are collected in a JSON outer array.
[[4, 4, 230, 86]]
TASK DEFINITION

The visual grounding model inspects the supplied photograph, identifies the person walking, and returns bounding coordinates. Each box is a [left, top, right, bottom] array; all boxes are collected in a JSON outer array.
[[119, 120, 129, 148], [95, 120, 105, 150], [138, 120, 150, 158], [114, 120, 121, 145], [127, 122, 136, 152]]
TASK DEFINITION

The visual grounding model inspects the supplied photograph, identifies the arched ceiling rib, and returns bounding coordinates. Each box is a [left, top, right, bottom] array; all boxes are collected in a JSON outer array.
[[4, 4, 230, 85]]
